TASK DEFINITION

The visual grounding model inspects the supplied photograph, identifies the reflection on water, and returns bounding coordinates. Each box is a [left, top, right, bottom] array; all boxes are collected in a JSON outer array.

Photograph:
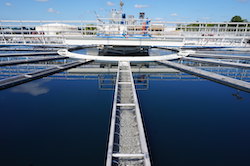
[[11, 80, 50, 96], [0, 48, 250, 166], [232, 90, 244, 100]]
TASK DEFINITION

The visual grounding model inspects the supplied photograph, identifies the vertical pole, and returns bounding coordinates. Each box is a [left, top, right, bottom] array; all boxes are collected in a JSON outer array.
[[20, 21, 26, 44], [244, 23, 247, 36], [81, 20, 83, 38], [40, 21, 46, 45], [217, 24, 220, 36], [0, 21, 7, 44], [236, 23, 239, 36], [199, 23, 201, 35], [85, 23, 87, 36]]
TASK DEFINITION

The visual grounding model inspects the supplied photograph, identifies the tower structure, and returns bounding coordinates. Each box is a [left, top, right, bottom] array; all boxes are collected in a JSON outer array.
[[120, 0, 124, 12]]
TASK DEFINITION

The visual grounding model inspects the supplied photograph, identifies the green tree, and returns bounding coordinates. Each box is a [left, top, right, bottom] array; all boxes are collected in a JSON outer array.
[[231, 16, 244, 22]]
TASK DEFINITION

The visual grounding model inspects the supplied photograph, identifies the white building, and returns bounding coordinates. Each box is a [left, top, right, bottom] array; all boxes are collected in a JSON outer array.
[[36, 23, 79, 35]]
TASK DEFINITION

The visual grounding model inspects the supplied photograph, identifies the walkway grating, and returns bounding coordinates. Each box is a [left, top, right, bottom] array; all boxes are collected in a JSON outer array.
[[106, 61, 151, 166]]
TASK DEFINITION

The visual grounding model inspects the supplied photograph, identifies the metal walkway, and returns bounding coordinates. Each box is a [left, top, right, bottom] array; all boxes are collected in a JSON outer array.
[[57, 49, 181, 62], [0, 48, 59, 51], [158, 60, 250, 93], [106, 61, 151, 166], [0, 52, 58, 57], [182, 57, 250, 69], [0, 60, 92, 90], [0, 56, 68, 67], [189, 53, 250, 60]]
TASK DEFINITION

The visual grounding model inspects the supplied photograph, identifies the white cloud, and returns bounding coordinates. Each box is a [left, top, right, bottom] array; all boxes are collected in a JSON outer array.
[[48, 8, 59, 14], [134, 4, 149, 8], [170, 13, 178, 17], [11, 81, 49, 96], [35, 0, 49, 2], [5, 2, 12, 6], [107, 1, 115, 6]]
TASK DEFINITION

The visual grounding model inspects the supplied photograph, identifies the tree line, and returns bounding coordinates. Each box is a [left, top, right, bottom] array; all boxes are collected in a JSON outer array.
[[230, 16, 248, 22]]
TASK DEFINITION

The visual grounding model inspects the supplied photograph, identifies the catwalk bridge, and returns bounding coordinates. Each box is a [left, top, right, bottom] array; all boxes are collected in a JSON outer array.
[[1, 19, 250, 166]]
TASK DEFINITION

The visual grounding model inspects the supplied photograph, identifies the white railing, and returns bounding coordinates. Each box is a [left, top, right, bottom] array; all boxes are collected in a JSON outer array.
[[0, 20, 249, 47]]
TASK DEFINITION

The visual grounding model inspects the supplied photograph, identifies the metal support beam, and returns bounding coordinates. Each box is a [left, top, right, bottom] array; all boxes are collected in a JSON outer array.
[[189, 53, 250, 60], [0, 52, 58, 57], [67, 68, 179, 73], [0, 60, 92, 90], [0, 56, 68, 67], [112, 153, 145, 158], [0, 48, 59, 51], [182, 56, 250, 69]]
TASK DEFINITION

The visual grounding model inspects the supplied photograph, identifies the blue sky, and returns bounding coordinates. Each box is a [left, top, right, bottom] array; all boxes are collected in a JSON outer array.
[[0, 0, 249, 21]]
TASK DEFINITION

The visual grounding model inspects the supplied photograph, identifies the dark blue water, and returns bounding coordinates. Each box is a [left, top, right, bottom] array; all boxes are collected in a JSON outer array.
[[0, 79, 112, 166], [0, 71, 250, 166], [139, 80, 250, 166]]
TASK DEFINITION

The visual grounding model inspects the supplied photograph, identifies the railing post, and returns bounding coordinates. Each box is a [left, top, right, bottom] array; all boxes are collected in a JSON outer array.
[[0, 21, 7, 44], [40, 21, 46, 45], [20, 20, 26, 44]]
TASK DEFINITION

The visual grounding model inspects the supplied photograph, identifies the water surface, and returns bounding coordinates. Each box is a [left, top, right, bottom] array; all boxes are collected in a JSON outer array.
[[0, 48, 250, 166], [139, 79, 250, 166], [0, 79, 112, 166]]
